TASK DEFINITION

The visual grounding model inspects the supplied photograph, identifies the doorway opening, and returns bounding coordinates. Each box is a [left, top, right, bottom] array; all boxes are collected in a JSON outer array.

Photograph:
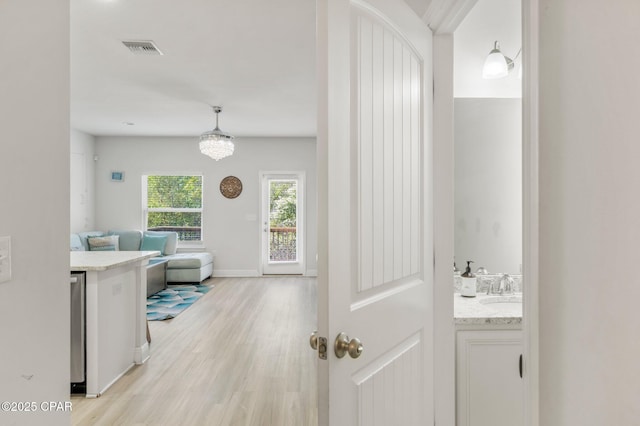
[[261, 172, 305, 275]]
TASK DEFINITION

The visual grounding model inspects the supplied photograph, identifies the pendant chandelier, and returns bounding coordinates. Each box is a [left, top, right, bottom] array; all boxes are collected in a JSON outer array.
[[199, 106, 235, 161]]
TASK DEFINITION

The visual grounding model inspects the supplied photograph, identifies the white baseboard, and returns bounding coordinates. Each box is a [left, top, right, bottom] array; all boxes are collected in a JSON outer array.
[[134, 342, 150, 365], [212, 269, 317, 277], [95, 362, 136, 398], [213, 269, 260, 277]]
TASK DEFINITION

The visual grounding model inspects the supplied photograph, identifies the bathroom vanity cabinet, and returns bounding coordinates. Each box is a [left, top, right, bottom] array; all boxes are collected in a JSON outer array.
[[455, 328, 523, 426]]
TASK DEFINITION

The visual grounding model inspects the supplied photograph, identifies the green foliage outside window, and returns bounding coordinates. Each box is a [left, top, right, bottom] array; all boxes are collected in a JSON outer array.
[[147, 175, 202, 208], [146, 175, 202, 240], [270, 181, 297, 228]]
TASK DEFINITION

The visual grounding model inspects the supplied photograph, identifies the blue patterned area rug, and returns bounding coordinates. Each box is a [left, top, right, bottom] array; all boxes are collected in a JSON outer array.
[[147, 284, 213, 321]]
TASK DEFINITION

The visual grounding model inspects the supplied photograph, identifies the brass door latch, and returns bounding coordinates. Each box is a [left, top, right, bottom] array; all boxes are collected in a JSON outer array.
[[310, 331, 328, 360]]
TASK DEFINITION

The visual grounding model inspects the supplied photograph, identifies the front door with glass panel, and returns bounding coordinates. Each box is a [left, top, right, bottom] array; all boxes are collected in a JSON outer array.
[[261, 172, 305, 275]]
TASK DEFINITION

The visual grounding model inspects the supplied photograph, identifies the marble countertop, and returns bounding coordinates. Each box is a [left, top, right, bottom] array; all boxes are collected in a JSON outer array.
[[70, 251, 160, 271], [454, 292, 522, 326]]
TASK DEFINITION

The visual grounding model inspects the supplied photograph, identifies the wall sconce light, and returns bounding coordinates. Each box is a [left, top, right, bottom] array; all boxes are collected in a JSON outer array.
[[482, 41, 521, 79]]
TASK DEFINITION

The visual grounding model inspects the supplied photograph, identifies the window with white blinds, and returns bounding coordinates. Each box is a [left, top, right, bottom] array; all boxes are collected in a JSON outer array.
[[143, 175, 203, 242]]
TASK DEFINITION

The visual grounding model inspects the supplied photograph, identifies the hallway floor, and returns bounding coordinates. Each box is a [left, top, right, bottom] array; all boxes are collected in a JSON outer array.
[[71, 276, 318, 426]]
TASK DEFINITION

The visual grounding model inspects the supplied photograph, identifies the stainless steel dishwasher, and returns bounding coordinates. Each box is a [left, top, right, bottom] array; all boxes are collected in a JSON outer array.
[[70, 271, 86, 394]]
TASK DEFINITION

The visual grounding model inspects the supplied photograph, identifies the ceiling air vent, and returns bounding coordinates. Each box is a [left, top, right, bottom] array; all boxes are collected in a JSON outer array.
[[121, 40, 163, 56]]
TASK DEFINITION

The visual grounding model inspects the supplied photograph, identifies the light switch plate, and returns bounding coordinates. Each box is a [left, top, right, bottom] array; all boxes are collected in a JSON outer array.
[[0, 236, 12, 283]]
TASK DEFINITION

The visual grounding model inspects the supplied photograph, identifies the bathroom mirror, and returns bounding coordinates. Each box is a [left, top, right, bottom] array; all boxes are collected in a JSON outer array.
[[453, 0, 522, 276]]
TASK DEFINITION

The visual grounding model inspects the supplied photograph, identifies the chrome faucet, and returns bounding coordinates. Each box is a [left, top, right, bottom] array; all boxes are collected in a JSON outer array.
[[487, 273, 515, 295]]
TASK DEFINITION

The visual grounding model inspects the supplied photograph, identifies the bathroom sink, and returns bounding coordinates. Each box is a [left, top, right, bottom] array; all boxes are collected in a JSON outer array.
[[479, 295, 522, 315]]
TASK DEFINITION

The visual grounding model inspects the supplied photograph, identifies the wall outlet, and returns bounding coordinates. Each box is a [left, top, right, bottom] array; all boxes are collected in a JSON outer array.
[[0, 236, 12, 283]]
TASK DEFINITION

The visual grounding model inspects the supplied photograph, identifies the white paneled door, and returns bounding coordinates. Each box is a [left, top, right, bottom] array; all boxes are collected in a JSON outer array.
[[316, 0, 434, 424]]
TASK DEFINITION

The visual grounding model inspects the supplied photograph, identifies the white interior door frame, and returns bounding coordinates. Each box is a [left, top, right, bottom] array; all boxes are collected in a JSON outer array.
[[260, 171, 306, 275], [432, 32, 456, 426], [521, 0, 540, 424], [428, 0, 539, 425]]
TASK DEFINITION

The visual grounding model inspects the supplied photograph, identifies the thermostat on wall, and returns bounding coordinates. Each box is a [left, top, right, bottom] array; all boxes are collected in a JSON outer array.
[[111, 171, 125, 182]]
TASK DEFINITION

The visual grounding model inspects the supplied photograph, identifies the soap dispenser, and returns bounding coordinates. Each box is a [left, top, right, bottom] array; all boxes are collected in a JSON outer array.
[[460, 260, 477, 297]]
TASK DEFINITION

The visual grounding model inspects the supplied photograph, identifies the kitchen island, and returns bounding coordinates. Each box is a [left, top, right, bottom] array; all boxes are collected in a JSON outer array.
[[70, 251, 159, 398]]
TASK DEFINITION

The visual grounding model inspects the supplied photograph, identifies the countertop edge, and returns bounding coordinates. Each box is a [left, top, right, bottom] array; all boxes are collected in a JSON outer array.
[[454, 316, 522, 326], [70, 251, 161, 271], [453, 292, 523, 326]]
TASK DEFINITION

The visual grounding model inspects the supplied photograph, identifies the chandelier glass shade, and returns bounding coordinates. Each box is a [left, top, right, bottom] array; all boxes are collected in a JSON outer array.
[[199, 106, 235, 161]]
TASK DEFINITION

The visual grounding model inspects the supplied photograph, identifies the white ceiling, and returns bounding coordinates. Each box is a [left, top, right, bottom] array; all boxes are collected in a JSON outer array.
[[70, 0, 466, 138], [71, 0, 317, 137]]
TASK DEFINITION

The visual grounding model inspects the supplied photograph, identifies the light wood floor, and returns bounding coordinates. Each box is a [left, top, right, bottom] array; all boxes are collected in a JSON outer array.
[[71, 277, 318, 426]]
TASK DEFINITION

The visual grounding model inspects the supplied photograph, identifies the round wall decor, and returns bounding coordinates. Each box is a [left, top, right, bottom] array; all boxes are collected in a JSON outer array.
[[220, 176, 243, 199]]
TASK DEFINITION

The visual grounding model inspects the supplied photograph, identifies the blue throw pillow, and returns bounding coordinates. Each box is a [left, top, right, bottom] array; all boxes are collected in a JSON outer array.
[[87, 235, 119, 251], [140, 234, 167, 255]]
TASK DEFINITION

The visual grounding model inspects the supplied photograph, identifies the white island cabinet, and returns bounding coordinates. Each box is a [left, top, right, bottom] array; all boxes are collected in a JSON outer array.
[[456, 329, 523, 426], [70, 251, 159, 398]]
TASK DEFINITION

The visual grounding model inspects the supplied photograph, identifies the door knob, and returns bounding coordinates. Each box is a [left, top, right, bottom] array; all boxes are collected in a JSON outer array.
[[310, 331, 318, 350], [334, 332, 364, 359]]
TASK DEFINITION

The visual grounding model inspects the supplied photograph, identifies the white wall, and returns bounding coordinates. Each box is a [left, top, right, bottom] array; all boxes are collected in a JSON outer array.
[[539, 0, 640, 424], [70, 129, 96, 233], [454, 0, 521, 98], [0, 1, 70, 425], [94, 137, 317, 276], [454, 98, 522, 274]]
